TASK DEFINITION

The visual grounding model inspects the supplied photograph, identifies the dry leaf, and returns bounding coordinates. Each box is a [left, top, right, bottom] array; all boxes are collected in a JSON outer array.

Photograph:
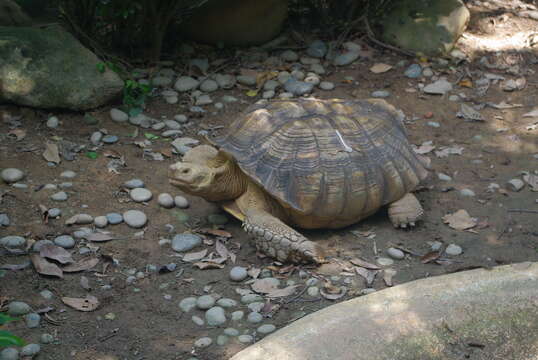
[[267, 285, 299, 298], [247, 267, 261, 279], [370, 63, 392, 74], [458, 79, 473, 88], [192, 261, 225, 269], [413, 141, 436, 155], [383, 268, 397, 286], [198, 228, 232, 238], [421, 251, 441, 264], [355, 266, 377, 286], [61, 295, 99, 311], [40, 244, 74, 264], [523, 173, 538, 191], [442, 209, 477, 230], [62, 258, 99, 273], [251, 278, 279, 294], [80, 276, 91, 290], [349, 258, 380, 270], [256, 71, 278, 88], [320, 285, 347, 300], [7, 129, 26, 141], [523, 108, 538, 117], [215, 240, 229, 259], [43, 142, 61, 163], [183, 249, 208, 262], [84, 233, 117, 242], [30, 254, 63, 278]]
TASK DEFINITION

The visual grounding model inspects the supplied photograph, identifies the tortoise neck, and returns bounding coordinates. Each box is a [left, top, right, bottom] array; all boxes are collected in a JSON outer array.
[[207, 160, 248, 202]]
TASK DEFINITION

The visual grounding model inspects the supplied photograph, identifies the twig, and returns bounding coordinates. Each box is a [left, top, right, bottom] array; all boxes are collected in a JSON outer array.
[[363, 17, 415, 57], [507, 209, 538, 214]]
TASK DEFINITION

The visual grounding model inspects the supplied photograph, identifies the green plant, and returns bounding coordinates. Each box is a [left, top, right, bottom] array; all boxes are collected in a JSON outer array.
[[0, 314, 25, 348], [122, 79, 152, 117]]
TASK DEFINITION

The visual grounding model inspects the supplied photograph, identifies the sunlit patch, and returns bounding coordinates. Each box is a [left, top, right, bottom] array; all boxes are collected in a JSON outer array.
[[461, 30, 537, 51]]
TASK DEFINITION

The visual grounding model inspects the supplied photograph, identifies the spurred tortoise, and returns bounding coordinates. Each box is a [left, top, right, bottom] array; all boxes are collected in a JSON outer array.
[[169, 98, 429, 263]]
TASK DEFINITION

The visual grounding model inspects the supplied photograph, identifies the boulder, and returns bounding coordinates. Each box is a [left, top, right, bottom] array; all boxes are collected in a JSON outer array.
[[379, 0, 470, 56], [231, 262, 538, 360], [181, 0, 288, 46], [0, 26, 123, 110], [0, 0, 31, 26]]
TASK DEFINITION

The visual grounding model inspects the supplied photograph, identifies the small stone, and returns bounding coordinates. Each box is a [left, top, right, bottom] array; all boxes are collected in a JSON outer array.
[[102, 135, 119, 144], [174, 114, 188, 123], [205, 306, 226, 326], [247, 302, 264, 313], [162, 130, 183, 138], [263, 90, 275, 99], [94, 216, 108, 228], [310, 63, 326, 75], [195, 94, 212, 106], [50, 191, 67, 201], [179, 297, 197, 312], [423, 68, 434, 77], [361, 288, 377, 295], [241, 294, 263, 304], [247, 312, 263, 323], [319, 81, 334, 90], [172, 233, 201, 252], [207, 214, 228, 225], [73, 228, 92, 239], [46, 116, 59, 128], [305, 277, 318, 286], [281, 50, 299, 62], [123, 210, 147, 228], [229, 266, 248, 281], [197, 295, 216, 310], [59, 182, 72, 188], [231, 311, 244, 321], [0, 236, 26, 248], [371, 90, 390, 98], [284, 78, 314, 96], [424, 79, 453, 95], [506, 179, 525, 192], [221, 95, 238, 103], [40, 290, 54, 300], [215, 74, 236, 89], [158, 193, 174, 208], [291, 70, 305, 80], [238, 335, 253, 344], [437, 173, 452, 181], [25, 313, 41, 328], [217, 335, 229, 346], [174, 196, 189, 208], [263, 79, 279, 91], [60, 170, 76, 179], [277, 71, 291, 84], [387, 247, 405, 260], [164, 120, 181, 130], [430, 241, 443, 251], [130, 188, 152, 202], [304, 75, 320, 86], [151, 76, 172, 87], [404, 64, 422, 78], [334, 51, 360, 66], [237, 75, 256, 86], [0, 213, 9, 226], [307, 286, 319, 297], [449, 95, 460, 102], [106, 213, 123, 224], [1, 168, 24, 183], [11, 183, 27, 188], [200, 79, 219, 92], [445, 244, 463, 256], [194, 337, 212, 348], [192, 315, 205, 326], [217, 298, 237, 308], [174, 76, 199, 92], [40, 333, 54, 344], [54, 235, 75, 249], [8, 301, 31, 316], [279, 92, 294, 99], [427, 121, 441, 128], [257, 324, 276, 334], [224, 328, 239, 336], [71, 214, 93, 224], [0, 348, 19, 360], [110, 108, 128, 122], [460, 188, 475, 197], [376, 257, 394, 266], [300, 57, 320, 65], [307, 40, 328, 58]]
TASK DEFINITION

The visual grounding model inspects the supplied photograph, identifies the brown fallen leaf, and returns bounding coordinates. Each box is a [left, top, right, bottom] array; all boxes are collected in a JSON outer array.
[[80, 276, 91, 290], [267, 285, 299, 298], [421, 251, 441, 264], [183, 249, 208, 262], [442, 209, 477, 230], [84, 233, 117, 242], [198, 228, 232, 238], [383, 268, 397, 287], [40, 244, 74, 264], [251, 278, 279, 294], [43, 142, 61, 163], [61, 295, 99, 311], [62, 258, 99, 273], [192, 261, 225, 270], [350, 258, 380, 270], [30, 254, 63, 278]]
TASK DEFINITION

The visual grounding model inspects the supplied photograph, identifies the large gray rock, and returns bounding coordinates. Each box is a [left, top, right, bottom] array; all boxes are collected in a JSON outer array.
[[0, 26, 123, 110], [0, 0, 31, 26], [231, 262, 538, 360], [379, 0, 470, 56]]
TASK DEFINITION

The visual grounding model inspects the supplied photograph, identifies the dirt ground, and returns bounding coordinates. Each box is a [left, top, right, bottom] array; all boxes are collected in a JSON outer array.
[[1, 1, 538, 359]]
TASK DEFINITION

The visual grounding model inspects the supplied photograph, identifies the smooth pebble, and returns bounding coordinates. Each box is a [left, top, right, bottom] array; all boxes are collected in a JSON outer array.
[[25, 313, 41, 328], [174, 196, 189, 208], [194, 337, 212, 348], [172, 233, 201, 252], [8, 301, 31, 316], [158, 193, 175, 208], [51, 191, 68, 201], [229, 266, 248, 281], [124, 179, 145, 189], [123, 210, 147, 228], [94, 216, 108, 228], [130, 188, 152, 202], [106, 213, 123, 224], [1, 168, 25, 183], [54, 235, 75, 248], [196, 295, 216, 310], [445, 244, 463, 256], [257, 324, 276, 334], [387, 247, 405, 260], [205, 306, 226, 326]]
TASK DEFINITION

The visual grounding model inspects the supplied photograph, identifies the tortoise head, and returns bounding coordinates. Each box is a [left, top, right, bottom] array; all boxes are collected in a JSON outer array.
[[168, 145, 246, 202]]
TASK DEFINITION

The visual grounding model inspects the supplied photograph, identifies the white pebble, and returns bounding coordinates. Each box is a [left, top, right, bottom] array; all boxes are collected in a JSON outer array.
[[123, 210, 147, 228], [229, 266, 248, 281], [130, 188, 152, 202], [387, 247, 405, 260], [1, 168, 25, 183], [174, 196, 189, 208], [94, 216, 108, 228], [158, 193, 175, 208], [110, 108, 128, 122], [445, 244, 463, 256], [319, 81, 334, 90], [194, 337, 212, 348], [46, 116, 59, 128]]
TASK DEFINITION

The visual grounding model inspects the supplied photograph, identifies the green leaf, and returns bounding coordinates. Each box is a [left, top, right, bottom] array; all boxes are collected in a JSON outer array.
[[128, 107, 143, 117], [96, 62, 106, 73], [0, 314, 19, 326], [85, 151, 99, 160], [144, 133, 159, 140], [0, 330, 25, 347]]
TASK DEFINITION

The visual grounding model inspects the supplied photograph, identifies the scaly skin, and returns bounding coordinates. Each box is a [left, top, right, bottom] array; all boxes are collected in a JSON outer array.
[[387, 193, 424, 228]]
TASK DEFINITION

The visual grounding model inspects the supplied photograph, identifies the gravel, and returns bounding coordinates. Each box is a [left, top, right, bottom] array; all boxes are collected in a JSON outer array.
[[217, 298, 237, 308], [238, 335, 253, 344], [284, 78, 314, 96], [172, 233, 201, 252], [123, 210, 148, 228], [224, 328, 239, 336], [229, 266, 248, 281], [40, 333, 54, 344], [319, 81, 335, 90], [404, 64, 422, 78], [460, 188, 476, 197], [102, 135, 118, 144], [61, 170, 76, 178], [231, 311, 244, 321], [334, 51, 360, 66], [371, 90, 391, 98], [200, 79, 219, 92], [192, 315, 205, 326]]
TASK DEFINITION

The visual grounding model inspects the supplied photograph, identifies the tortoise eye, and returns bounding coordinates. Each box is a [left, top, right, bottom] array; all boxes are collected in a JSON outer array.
[[181, 168, 190, 174]]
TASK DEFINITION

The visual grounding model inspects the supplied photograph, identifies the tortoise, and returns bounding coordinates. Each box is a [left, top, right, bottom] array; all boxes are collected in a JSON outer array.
[[169, 98, 429, 263]]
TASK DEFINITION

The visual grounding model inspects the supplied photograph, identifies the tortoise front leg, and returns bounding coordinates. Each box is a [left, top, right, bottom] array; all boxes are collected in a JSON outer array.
[[242, 209, 324, 264], [388, 193, 424, 228]]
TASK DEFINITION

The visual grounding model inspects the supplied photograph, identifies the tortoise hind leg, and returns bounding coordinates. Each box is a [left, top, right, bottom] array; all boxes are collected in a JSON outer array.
[[242, 209, 325, 264], [388, 193, 423, 228]]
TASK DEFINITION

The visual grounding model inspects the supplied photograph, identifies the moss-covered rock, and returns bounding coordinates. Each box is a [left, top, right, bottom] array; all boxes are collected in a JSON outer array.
[[379, 0, 470, 56], [0, 26, 123, 110], [181, 0, 288, 46]]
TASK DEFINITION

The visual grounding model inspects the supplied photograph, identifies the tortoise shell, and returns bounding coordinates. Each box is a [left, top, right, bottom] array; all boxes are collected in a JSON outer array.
[[215, 98, 428, 221]]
